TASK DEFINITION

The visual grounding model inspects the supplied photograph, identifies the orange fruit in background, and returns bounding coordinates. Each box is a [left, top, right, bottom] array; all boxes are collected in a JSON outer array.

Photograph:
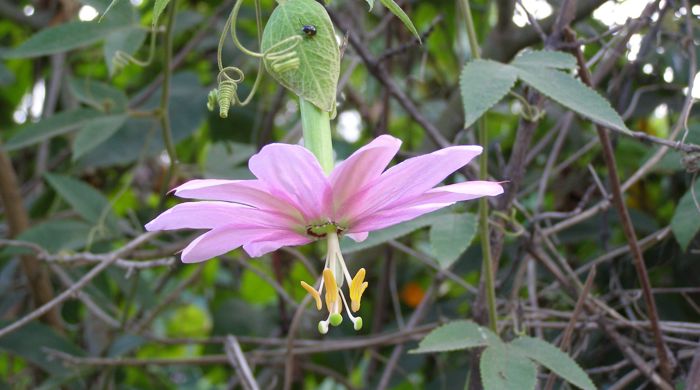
[[400, 282, 425, 308]]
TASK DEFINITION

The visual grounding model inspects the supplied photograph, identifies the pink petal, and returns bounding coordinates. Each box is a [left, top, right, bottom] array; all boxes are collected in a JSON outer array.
[[145, 201, 299, 232], [342, 146, 484, 222], [349, 203, 450, 233], [242, 232, 312, 257], [420, 181, 504, 203], [329, 135, 402, 217], [173, 179, 302, 222], [248, 143, 330, 221], [181, 226, 286, 263], [349, 181, 503, 233], [345, 232, 369, 242]]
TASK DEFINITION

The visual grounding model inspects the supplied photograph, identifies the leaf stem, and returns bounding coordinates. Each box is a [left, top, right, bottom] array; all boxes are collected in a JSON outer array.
[[299, 99, 334, 174], [158, 0, 178, 209], [460, 0, 498, 333]]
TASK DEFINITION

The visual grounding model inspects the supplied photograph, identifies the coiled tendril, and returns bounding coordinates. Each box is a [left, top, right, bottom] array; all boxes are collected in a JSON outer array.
[[111, 27, 157, 73], [209, 0, 302, 118]]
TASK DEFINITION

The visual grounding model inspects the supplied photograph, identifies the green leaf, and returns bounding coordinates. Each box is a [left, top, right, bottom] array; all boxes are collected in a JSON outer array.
[[11, 219, 93, 253], [340, 210, 450, 253], [3, 21, 131, 59], [80, 0, 135, 25], [460, 59, 518, 129], [77, 72, 208, 168], [410, 320, 497, 353], [72, 114, 127, 160], [511, 336, 595, 390], [430, 212, 477, 268], [671, 179, 700, 251], [45, 173, 119, 231], [4, 108, 103, 151], [153, 0, 171, 27], [510, 65, 629, 133], [69, 77, 128, 113], [261, 0, 340, 112], [378, 0, 420, 41], [511, 50, 577, 69], [0, 321, 85, 376], [481, 342, 537, 390]]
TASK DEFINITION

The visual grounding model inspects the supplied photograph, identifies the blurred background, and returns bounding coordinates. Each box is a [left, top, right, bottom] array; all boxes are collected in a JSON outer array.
[[0, 0, 699, 388]]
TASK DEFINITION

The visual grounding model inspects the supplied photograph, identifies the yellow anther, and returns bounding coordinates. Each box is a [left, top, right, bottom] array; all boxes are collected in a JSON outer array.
[[323, 268, 342, 314], [350, 268, 369, 312], [300, 281, 322, 310]]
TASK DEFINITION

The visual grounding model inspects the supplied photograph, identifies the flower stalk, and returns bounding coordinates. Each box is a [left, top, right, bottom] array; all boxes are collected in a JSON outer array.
[[299, 99, 334, 174], [460, 0, 498, 333]]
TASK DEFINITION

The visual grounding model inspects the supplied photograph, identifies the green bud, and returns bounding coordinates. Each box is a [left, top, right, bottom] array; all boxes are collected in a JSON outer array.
[[329, 313, 343, 326], [206, 89, 218, 112]]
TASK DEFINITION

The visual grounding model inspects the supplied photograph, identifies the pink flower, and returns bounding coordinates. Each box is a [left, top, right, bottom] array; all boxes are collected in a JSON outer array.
[[146, 135, 503, 332]]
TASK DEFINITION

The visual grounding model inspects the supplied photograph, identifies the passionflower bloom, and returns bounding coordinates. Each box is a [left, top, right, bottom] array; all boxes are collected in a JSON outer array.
[[146, 135, 503, 333]]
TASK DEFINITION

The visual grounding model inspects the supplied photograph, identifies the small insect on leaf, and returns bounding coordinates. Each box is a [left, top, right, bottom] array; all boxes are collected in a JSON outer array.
[[302, 25, 317, 37]]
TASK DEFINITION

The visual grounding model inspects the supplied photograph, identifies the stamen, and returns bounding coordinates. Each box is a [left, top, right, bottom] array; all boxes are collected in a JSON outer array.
[[349, 268, 369, 313], [322, 269, 341, 314], [318, 320, 329, 334], [300, 281, 322, 310], [338, 288, 363, 331]]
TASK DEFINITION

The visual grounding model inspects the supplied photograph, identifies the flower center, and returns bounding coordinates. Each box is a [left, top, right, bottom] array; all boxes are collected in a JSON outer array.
[[305, 222, 345, 238], [299, 231, 368, 334]]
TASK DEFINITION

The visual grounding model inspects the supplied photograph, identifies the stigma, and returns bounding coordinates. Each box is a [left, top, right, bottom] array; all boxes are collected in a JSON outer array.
[[300, 231, 367, 334]]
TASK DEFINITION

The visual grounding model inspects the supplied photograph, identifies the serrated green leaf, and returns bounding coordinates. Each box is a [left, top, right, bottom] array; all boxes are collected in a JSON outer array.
[[511, 65, 629, 133], [45, 173, 119, 231], [72, 114, 127, 160], [3, 22, 131, 59], [69, 77, 128, 113], [430, 212, 477, 268], [4, 108, 103, 151], [410, 320, 498, 353], [261, 0, 340, 112], [511, 336, 595, 390], [511, 50, 577, 69], [153, 0, 171, 27], [461, 59, 518, 129], [340, 210, 450, 253], [379, 0, 420, 41], [481, 342, 537, 390], [671, 179, 700, 251]]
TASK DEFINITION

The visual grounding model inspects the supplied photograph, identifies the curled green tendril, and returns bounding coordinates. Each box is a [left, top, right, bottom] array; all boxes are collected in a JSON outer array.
[[112, 27, 157, 73], [264, 36, 303, 74], [210, 0, 304, 118]]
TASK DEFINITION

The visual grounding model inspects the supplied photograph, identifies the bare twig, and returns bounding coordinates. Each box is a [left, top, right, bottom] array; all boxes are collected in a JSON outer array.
[[0, 232, 157, 339], [566, 28, 673, 381], [225, 335, 260, 390]]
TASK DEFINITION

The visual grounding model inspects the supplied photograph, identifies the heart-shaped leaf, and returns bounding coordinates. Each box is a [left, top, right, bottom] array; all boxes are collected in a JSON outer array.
[[261, 0, 340, 112]]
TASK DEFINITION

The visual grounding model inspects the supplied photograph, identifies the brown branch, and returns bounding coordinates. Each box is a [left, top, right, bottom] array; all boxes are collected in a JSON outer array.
[[0, 144, 62, 331], [565, 28, 673, 381]]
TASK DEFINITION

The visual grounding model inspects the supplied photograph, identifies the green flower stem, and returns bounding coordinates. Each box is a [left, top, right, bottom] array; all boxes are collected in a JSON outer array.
[[460, 0, 498, 333], [300, 99, 334, 174]]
